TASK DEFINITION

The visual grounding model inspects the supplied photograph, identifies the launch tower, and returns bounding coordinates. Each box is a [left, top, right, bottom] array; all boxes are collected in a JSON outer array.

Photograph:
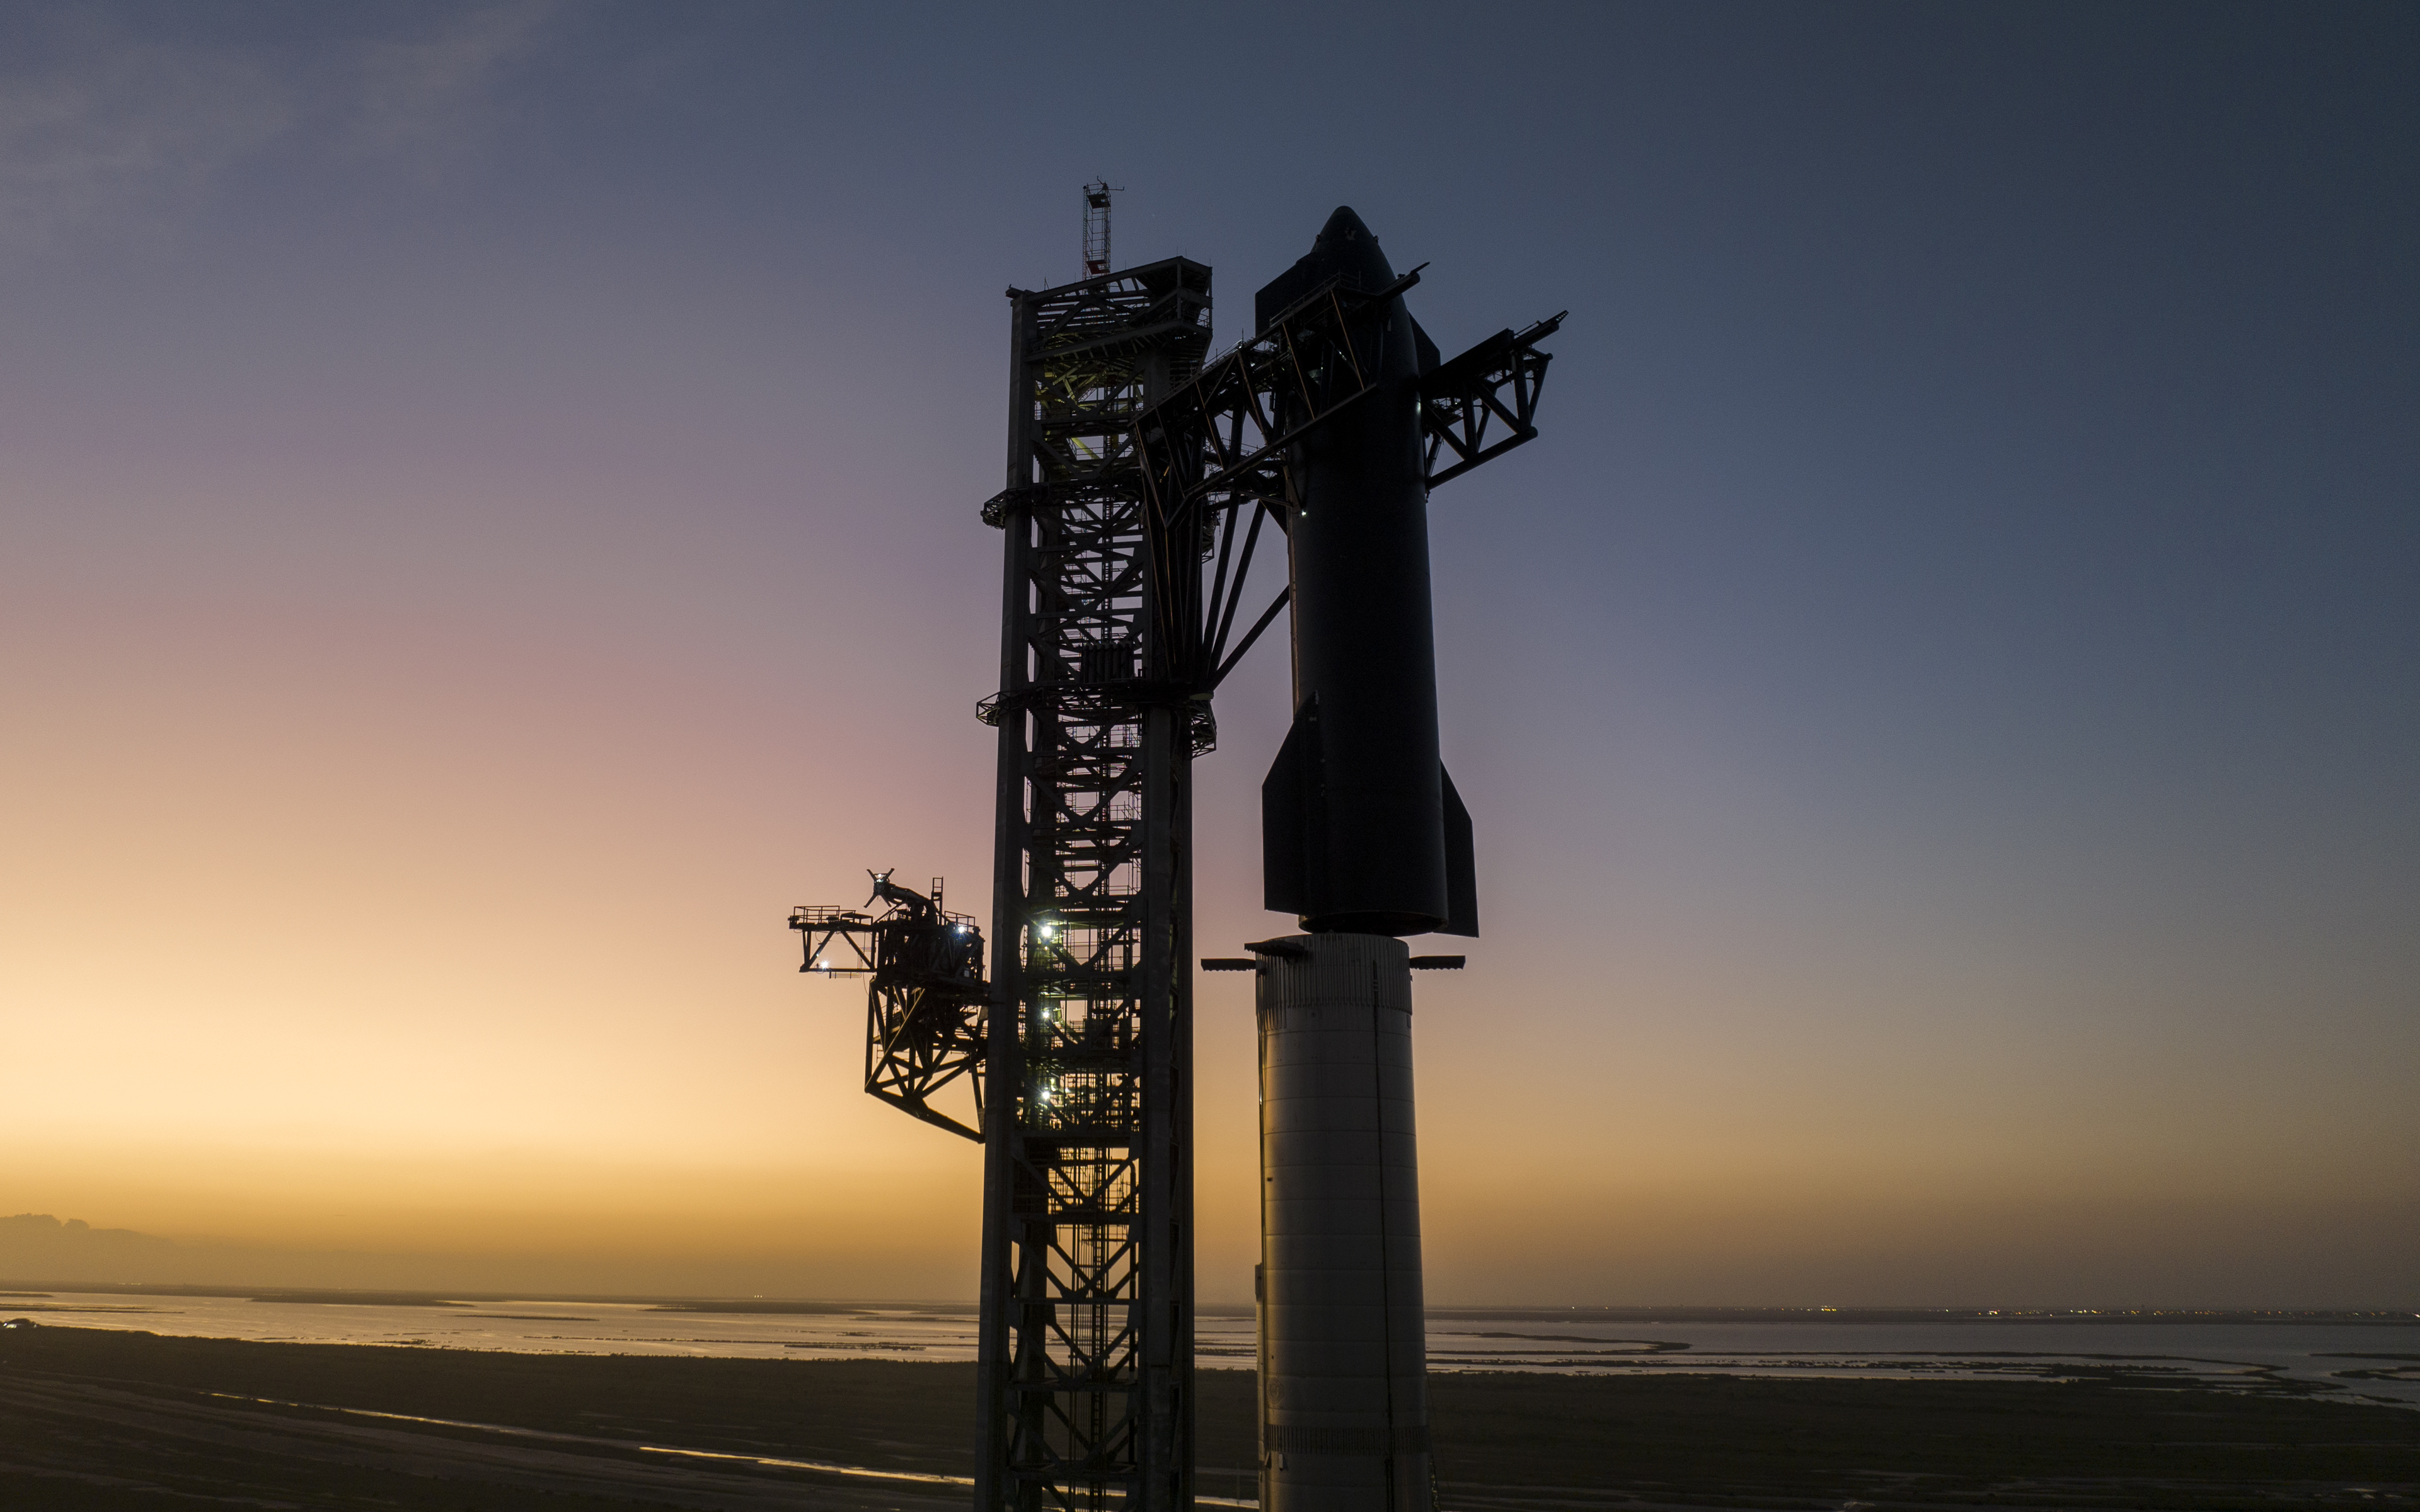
[[793, 192, 1558, 1512]]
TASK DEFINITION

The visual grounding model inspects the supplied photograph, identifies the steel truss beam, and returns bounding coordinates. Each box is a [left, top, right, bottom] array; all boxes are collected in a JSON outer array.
[[977, 258, 1216, 1512], [1419, 312, 1565, 486]]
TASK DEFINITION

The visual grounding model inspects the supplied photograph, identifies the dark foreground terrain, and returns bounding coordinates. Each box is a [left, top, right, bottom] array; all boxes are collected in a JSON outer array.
[[3, 1326, 2414, 1509]]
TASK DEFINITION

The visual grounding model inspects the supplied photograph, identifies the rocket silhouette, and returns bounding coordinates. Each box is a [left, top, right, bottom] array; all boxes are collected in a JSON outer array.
[[1260, 207, 1478, 939]]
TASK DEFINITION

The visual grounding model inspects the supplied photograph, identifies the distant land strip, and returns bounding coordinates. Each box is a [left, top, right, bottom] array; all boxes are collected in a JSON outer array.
[[4, 1281, 2412, 1323]]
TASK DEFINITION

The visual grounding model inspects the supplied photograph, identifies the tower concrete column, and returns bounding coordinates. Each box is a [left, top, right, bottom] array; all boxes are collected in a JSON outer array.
[[1255, 932, 1430, 1512]]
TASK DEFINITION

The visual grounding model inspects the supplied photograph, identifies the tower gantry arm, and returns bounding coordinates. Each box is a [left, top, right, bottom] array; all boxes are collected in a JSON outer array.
[[790, 876, 988, 1142]]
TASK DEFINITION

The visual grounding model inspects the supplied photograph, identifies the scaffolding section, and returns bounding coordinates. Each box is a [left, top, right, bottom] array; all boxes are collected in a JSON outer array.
[[1082, 181, 1116, 278], [975, 256, 1214, 1512]]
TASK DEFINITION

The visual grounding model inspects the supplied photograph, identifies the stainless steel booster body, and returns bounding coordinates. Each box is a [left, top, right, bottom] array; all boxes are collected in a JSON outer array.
[[1256, 933, 1430, 1512]]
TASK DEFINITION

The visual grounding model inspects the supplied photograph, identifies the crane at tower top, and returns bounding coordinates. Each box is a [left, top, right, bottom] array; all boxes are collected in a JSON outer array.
[[1082, 180, 1117, 277]]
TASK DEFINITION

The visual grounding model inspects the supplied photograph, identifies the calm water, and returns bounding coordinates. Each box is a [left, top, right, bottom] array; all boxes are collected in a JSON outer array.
[[8, 1292, 2415, 1410]]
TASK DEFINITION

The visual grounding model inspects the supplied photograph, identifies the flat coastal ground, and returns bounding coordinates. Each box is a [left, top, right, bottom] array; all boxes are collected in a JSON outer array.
[[4, 1326, 2416, 1510]]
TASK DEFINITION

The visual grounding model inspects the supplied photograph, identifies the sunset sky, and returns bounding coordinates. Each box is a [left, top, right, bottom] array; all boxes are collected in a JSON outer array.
[[3, 2, 2413, 1307]]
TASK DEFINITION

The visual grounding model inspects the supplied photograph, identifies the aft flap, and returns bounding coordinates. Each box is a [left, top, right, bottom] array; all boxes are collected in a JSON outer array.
[[1262, 701, 1327, 917], [1440, 765, 1478, 937]]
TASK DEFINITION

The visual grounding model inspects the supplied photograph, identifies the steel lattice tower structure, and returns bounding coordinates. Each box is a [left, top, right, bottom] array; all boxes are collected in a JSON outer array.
[[973, 256, 1216, 1512], [793, 195, 1557, 1512]]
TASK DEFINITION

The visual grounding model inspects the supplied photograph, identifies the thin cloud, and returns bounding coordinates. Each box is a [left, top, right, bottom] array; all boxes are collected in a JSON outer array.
[[0, 37, 289, 251], [0, 3, 563, 255], [347, 0, 560, 165]]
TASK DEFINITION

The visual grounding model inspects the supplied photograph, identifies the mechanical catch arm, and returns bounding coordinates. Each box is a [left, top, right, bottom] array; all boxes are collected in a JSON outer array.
[[1132, 272, 1564, 699], [790, 871, 989, 1141]]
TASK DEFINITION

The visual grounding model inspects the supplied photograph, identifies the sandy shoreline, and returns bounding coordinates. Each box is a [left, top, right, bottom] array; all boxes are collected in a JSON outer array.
[[4, 1323, 2416, 1509]]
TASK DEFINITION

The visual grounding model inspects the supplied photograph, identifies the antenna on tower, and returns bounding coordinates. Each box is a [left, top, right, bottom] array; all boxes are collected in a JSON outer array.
[[1082, 180, 1118, 277]]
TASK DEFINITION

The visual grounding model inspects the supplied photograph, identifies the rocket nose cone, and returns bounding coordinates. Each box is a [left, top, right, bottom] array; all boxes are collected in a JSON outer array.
[[1254, 205, 1398, 329], [1310, 205, 1394, 287], [1317, 205, 1373, 246]]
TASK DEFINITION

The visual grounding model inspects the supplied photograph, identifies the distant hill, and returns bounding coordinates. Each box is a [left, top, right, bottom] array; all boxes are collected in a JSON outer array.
[[0, 1213, 178, 1283]]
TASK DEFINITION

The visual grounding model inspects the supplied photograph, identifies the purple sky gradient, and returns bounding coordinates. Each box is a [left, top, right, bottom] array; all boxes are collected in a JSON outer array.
[[1, 1, 2412, 1305]]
